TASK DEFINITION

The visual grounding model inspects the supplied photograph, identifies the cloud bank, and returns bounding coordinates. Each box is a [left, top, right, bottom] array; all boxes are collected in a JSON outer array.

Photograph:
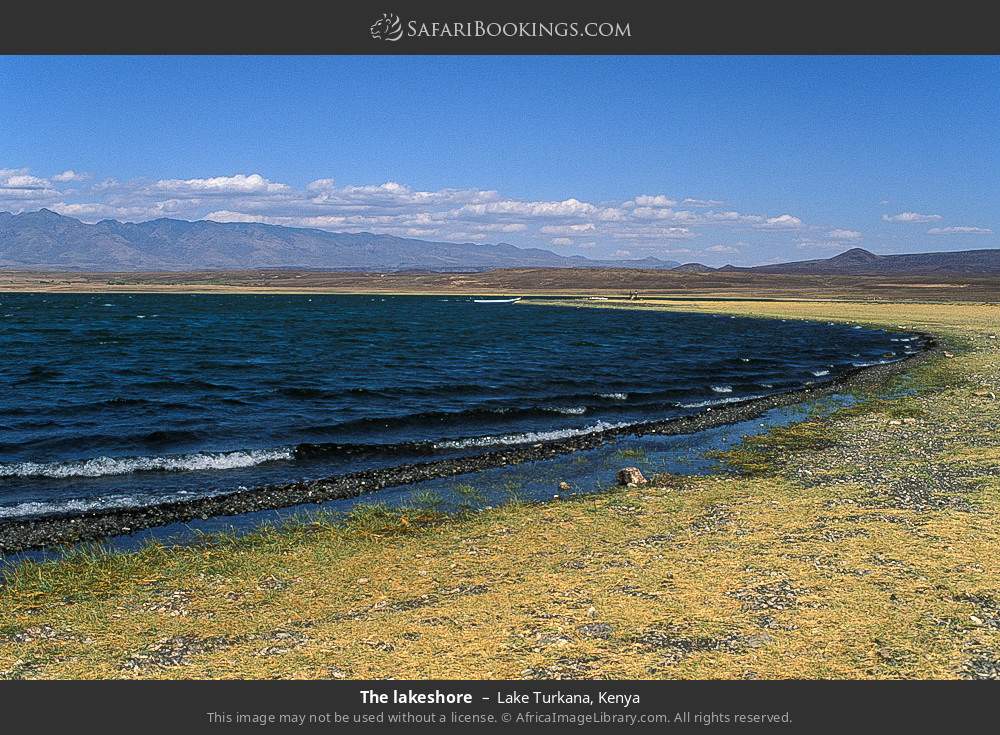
[[1, 166, 993, 263]]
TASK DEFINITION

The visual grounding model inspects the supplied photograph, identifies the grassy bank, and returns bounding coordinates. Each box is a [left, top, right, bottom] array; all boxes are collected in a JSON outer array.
[[1, 299, 998, 679]]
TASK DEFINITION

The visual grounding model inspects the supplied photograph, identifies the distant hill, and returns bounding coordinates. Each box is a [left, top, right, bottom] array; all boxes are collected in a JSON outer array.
[[0, 209, 680, 272], [672, 262, 716, 273], [678, 247, 1000, 276]]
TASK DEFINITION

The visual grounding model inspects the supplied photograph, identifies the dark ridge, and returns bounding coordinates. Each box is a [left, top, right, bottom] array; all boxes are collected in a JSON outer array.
[[745, 247, 1000, 276]]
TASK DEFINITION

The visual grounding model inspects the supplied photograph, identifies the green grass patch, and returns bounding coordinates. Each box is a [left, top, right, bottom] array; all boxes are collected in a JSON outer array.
[[714, 420, 836, 476]]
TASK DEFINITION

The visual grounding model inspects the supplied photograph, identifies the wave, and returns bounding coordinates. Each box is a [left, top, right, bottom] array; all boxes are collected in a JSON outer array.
[[433, 420, 635, 449], [850, 358, 898, 368], [272, 381, 504, 402], [0, 448, 292, 479], [811, 369, 830, 377], [133, 378, 241, 392], [597, 392, 628, 400], [13, 366, 63, 385], [0, 488, 235, 520], [139, 429, 205, 446], [711, 385, 733, 393], [680, 394, 764, 409], [297, 401, 608, 436]]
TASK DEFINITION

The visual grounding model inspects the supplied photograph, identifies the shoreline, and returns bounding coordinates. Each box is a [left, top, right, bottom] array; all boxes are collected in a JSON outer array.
[[0, 337, 935, 555], [3, 297, 994, 680]]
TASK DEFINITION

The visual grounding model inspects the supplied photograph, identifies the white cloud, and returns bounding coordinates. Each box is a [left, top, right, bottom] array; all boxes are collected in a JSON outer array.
[[630, 194, 677, 208], [708, 211, 764, 224], [0, 168, 60, 204], [455, 198, 598, 219], [52, 170, 88, 182], [52, 199, 191, 221], [612, 249, 632, 258], [706, 244, 740, 254], [468, 223, 527, 233], [682, 198, 724, 207], [882, 212, 942, 223], [827, 228, 862, 240], [607, 225, 696, 240], [151, 173, 291, 196], [630, 206, 691, 221], [305, 178, 336, 192], [927, 226, 993, 235], [204, 210, 268, 224], [540, 223, 596, 235], [550, 237, 572, 246], [0, 168, 49, 189], [756, 214, 803, 229], [311, 181, 498, 210]]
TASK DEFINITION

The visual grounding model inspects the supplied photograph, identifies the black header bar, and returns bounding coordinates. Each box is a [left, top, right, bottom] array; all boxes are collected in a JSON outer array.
[[2, 1, 999, 54]]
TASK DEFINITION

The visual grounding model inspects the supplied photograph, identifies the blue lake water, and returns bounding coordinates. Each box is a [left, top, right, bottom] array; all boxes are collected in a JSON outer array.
[[0, 294, 921, 521]]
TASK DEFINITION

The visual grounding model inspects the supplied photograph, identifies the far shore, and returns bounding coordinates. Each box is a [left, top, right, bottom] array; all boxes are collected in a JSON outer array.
[[3, 267, 999, 302]]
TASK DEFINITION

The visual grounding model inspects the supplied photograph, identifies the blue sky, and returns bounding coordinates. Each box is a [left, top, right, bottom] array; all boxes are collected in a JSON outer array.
[[1, 55, 997, 264]]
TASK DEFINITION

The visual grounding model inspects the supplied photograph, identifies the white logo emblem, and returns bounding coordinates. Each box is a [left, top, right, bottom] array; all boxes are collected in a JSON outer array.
[[370, 13, 403, 42]]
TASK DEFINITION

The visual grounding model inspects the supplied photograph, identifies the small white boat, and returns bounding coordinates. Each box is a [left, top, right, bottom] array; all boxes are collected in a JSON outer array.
[[473, 297, 522, 304]]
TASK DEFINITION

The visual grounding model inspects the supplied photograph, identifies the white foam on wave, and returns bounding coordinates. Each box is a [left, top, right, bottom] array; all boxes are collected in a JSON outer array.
[[0, 487, 236, 520], [0, 496, 142, 519], [680, 394, 764, 409], [597, 392, 628, 400], [434, 420, 634, 450], [0, 448, 293, 479], [543, 406, 587, 415], [811, 369, 830, 377], [711, 385, 733, 393], [851, 358, 898, 368]]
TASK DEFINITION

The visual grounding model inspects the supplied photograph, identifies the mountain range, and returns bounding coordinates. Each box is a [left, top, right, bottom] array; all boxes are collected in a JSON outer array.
[[1, 210, 998, 275], [0, 209, 679, 271]]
